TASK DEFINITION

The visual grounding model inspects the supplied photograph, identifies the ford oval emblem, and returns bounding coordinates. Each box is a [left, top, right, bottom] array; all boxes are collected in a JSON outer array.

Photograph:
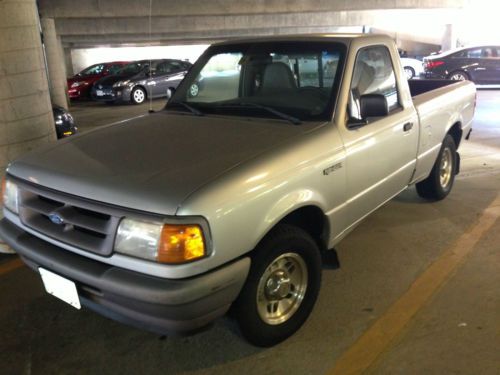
[[48, 213, 64, 225]]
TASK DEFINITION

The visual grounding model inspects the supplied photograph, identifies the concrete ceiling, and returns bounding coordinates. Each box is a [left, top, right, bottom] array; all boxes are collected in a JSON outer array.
[[38, 0, 466, 48]]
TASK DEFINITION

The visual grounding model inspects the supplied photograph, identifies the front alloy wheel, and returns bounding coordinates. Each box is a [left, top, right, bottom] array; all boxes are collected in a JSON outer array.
[[131, 87, 146, 104], [233, 224, 321, 347], [256, 252, 308, 325]]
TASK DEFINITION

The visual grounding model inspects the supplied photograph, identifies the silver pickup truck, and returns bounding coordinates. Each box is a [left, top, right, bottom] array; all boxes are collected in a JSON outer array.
[[0, 34, 475, 347]]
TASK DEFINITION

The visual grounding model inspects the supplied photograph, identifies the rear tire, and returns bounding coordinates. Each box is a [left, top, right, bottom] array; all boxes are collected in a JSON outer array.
[[448, 71, 469, 81], [233, 224, 322, 347], [404, 66, 415, 80], [416, 134, 457, 200]]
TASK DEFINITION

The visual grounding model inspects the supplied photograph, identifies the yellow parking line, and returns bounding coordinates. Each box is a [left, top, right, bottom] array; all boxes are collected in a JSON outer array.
[[328, 195, 500, 375], [0, 257, 24, 276]]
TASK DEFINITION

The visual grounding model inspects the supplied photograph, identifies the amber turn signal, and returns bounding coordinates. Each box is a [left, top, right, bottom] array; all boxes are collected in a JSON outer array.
[[158, 224, 206, 264]]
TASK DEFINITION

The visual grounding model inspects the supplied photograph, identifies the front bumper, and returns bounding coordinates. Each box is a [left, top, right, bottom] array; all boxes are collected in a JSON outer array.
[[423, 71, 447, 79], [68, 88, 87, 99], [0, 218, 250, 335], [91, 87, 132, 102]]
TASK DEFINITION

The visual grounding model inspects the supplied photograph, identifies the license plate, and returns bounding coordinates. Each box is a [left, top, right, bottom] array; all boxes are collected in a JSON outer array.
[[96, 90, 104, 96], [39, 268, 81, 309]]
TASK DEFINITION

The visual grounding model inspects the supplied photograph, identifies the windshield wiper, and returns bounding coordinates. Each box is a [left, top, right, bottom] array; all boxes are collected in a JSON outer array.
[[167, 100, 204, 116], [218, 102, 302, 125]]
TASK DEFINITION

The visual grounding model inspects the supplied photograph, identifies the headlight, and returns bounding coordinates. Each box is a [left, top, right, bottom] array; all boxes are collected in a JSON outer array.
[[113, 80, 131, 88], [1, 177, 19, 214], [114, 218, 206, 264], [71, 81, 86, 88]]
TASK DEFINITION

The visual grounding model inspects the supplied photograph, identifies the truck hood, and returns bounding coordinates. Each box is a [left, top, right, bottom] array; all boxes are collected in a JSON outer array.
[[8, 112, 315, 215]]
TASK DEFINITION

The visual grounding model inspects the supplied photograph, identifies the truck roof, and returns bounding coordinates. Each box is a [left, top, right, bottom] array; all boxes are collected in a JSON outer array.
[[211, 33, 391, 47]]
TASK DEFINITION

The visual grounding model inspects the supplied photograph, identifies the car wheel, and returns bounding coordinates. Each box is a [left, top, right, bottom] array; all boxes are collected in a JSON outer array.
[[404, 66, 415, 80], [189, 84, 200, 98], [449, 71, 469, 81], [233, 224, 321, 347], [416, 134, 457, 200], [131, 87, 146, 104]]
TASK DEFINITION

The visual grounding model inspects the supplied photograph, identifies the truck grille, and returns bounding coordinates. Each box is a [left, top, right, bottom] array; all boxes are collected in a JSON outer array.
[[17, 183, 121, 256]]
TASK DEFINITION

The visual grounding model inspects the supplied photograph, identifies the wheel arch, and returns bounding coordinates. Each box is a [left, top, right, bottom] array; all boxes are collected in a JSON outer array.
[[257, 204, 330, 254], [447, 121, 463, 148]]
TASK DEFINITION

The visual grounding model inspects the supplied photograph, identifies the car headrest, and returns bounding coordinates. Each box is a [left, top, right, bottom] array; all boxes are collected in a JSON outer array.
[[261, 62, 297, 92]]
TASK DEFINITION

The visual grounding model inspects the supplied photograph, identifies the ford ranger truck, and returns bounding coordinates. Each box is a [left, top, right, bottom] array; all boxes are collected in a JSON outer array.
[[0, 34, 476, 347]]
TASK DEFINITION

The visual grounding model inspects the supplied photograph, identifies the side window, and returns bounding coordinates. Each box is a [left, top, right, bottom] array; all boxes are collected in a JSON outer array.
[[466, 48, 482, 58], [349, 46, 399, 121], [481, 47, 498, 58], [169, 62, 183, 72], [107, 64, 124, 75], [155, 62, 174, 74]]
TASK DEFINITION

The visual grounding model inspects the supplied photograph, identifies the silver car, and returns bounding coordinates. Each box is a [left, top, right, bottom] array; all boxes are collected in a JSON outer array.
[[91, 59, 192, 104]]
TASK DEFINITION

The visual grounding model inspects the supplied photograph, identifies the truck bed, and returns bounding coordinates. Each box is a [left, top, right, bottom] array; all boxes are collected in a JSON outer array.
[[409, 79, 476, 184], [408, 79, 457, 97]]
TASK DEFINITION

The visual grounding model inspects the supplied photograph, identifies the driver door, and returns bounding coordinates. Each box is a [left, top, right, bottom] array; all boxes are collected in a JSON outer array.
[[337, 45, 419, 228]]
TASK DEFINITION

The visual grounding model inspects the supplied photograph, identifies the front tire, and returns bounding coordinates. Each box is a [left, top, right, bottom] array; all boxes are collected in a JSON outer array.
[[131, 87, 146, 104], [233, 224, 321, 347], [416, 134, 457, 200]]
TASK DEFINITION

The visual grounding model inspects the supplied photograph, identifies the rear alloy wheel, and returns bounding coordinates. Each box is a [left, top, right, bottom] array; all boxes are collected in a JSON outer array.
[[131, 87, 146, 104], [449, 71, 469, 81], [233, 224, 321, 347], [404, 66, 415, 80], [416, 134, 457, 200]]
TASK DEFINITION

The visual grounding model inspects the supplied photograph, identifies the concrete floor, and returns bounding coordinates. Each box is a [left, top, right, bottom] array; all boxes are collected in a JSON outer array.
[[1, 91, 499, 374]]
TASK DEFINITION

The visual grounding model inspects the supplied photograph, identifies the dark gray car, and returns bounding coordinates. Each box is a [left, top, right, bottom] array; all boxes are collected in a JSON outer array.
[[91, 59, 192, 104], [424, 46, 500, 84]]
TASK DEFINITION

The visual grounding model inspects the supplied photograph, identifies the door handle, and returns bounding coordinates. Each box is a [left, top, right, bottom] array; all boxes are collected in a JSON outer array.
[[403, 122, 414, 132]]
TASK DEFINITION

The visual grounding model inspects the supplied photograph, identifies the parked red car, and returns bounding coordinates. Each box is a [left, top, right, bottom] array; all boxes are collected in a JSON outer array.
[[67, 61, 129, 99]]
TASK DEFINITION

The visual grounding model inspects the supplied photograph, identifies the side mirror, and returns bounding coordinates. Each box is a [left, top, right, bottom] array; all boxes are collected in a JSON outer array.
[[166, 87, 176, 100], [347, 94, 388, 130], [360, 94, 389, 118]]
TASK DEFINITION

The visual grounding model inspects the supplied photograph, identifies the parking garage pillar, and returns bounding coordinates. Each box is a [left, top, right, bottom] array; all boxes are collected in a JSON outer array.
[[442, 24, 458, 52], [41, 18, 69, 109], [64, 48, 74, 77], [0, 0, 56, 252]]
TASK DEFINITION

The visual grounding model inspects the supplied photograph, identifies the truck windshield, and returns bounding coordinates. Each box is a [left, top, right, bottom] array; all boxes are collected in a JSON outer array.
[[167, 41, 346, 122]]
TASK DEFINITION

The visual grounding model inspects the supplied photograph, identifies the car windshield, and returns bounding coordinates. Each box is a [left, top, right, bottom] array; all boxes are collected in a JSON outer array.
[[116, 62, 149, 75], [167, 41, 346, 122]]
